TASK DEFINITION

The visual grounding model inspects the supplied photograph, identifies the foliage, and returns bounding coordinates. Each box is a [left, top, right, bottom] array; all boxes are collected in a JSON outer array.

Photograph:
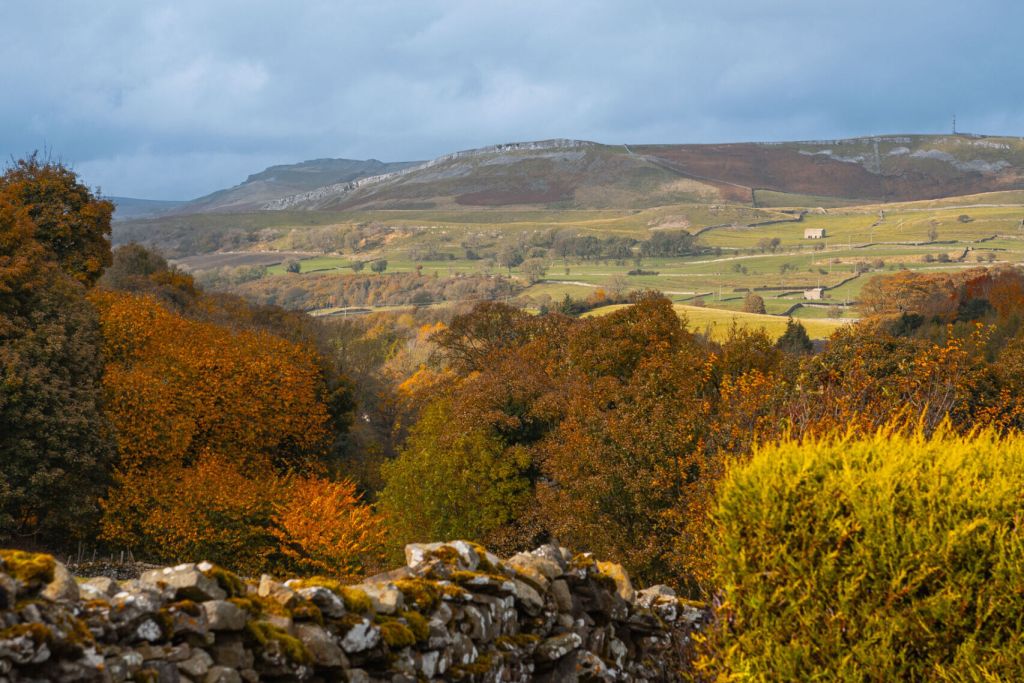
[[774, 318, 812, 354], [0, 167, 115, 544], [377, 400, 532, 556], [0, 154, 113, 285], [741, 291, 765, 314], [698, 427, 1024, 681], [272, 476, 386, 578], [91, 289, 331, 472], [108, 455, 285, 574], [232, 271, 520, 310], [92, 289, 343, 564]]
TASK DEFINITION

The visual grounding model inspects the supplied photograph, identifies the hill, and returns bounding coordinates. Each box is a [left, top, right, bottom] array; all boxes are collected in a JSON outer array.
[[177, 157, 420, 213], [260, 139, 717, 211], [252, 134, 1024, 212]]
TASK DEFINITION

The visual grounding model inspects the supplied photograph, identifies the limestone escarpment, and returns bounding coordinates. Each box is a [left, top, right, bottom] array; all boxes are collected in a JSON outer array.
[[0, 542, 705, 682]]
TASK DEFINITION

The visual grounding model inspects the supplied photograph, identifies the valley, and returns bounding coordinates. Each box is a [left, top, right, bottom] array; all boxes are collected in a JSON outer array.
[[112, 134, 1024, 338]]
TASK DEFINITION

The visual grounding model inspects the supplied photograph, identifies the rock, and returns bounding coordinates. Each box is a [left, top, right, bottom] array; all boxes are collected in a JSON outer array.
[[204, 665, 242, 683], [141, 565, 226, 602], [144, 659, 181, 682], [596, 561, 634, 603], [295, 623, 347, 668], [82, 576, 120, 597], [550, 579, 573, 613], [178, 650, 213, 679], [0, 542, 697, 683], [0, 572, 16, 609], [417, 650, 445, 678], [536, 632, 583, 663], [40, 561, 79, 602], [511, 578, 544, 616], [507, 553, 561, 592], [339, 617, 380, 653], [202, 600, 247, 631], [358, 582, 403, 614], [427, 618, 452, 649], [405, 540, 482, 571], [296, 586, 346, 618], [210, 637, 249, 669], [530, 544, 570, 572], [257, 575, 299, 608]]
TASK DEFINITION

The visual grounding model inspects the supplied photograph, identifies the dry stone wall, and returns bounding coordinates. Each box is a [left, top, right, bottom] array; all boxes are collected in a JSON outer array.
[[0, 542, 705, 682]]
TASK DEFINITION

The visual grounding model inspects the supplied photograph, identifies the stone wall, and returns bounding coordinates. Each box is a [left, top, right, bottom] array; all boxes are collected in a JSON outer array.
[[0, 542, 705, 682]]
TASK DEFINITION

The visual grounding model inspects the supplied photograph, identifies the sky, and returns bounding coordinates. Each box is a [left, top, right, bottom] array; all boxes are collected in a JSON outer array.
[[3, 1, 1022, 200]]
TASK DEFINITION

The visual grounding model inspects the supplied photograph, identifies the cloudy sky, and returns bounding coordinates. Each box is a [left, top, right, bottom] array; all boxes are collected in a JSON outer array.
[[3, 1, 1022, 199]]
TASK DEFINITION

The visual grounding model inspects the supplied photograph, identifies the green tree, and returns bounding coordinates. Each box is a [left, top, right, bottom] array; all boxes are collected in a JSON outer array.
[[775, 318, 813, 355], [370, 259, 388, 274], [0, 154, 114, 285], [378, 400, 531, 551]]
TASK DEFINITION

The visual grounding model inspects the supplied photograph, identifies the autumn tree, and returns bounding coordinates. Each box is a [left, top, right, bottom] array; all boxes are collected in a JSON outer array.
[[742, 291, 766, 314], [93, 289, 340, 560], [0, 154, 113, 285], [0, 165, 115, 544]]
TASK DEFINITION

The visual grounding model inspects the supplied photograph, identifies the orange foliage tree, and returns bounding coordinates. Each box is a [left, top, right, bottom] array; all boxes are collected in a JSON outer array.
[[272, 476, 387, 579], [91, 289, 361, 570]]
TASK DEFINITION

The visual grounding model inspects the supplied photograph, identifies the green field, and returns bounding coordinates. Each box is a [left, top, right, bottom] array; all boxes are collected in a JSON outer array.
[[152, 185, 1024, 337]]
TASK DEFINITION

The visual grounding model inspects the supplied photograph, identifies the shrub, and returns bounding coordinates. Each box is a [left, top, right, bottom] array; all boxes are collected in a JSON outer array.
[[697, 427, 1024, 680]]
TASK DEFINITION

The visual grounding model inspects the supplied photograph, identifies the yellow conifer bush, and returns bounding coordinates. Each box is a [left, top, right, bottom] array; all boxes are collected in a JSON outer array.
[[697, 426, 1024, 681]]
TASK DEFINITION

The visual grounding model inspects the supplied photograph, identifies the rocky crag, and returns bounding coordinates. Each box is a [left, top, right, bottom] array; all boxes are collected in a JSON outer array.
[[0, 541, 705, 682]]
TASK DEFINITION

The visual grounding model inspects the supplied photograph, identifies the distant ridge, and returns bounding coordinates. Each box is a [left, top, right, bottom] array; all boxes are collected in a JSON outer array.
[[173, 157, 421, 213], [153, 134, 1024, 215]]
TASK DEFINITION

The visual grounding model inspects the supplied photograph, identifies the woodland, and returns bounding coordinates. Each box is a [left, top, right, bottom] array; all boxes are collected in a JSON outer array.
[[6, 157, 1024, 677]]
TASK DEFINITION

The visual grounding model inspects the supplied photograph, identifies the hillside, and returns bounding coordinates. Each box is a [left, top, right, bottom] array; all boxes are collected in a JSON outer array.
[[177, 157, 420, 213], [251, 135, 1024, 212], [635, 135, 1024, 205], [260, 139, 719, 211]]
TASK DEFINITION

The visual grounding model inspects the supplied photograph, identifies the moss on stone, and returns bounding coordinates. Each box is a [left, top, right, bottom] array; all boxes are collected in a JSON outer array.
[[167, 599, 202, 617], [450, 653, 495, 677], [425, 545, 461, 566], [132, 669, 159, 683], [0, 622, 53, 645], [495, 633, 541, 650], [290, 599, 324, 625], [201, 565, 246, 598], [288, 576, 348, 594], [287, 577, 373, 614], [398, 610, 430, 642], [245, 620, 312, 665], [228, 596, 262, 615], [0, 550, 55, 587], [378, 619, 416, 649], [393, 579, 441, 612], [339, 586, 373, 614]]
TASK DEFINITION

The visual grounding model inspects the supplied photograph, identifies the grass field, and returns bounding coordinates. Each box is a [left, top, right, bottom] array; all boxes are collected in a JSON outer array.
[[149, 184, 1024, 337], [582, 303, 848, 340]]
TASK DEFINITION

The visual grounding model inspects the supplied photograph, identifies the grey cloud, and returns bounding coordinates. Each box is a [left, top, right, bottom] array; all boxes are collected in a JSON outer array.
[[2, 0, 1022, 199]]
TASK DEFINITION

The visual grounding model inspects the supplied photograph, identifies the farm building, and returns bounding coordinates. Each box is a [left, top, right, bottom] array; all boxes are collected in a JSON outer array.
[[804, 228, 826, 239], [804, 287, 825, 300]]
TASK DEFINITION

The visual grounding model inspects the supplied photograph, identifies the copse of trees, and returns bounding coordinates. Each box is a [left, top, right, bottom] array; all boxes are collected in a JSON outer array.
[[0, 157, 381, 574], [0, 158, 115, 544]]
